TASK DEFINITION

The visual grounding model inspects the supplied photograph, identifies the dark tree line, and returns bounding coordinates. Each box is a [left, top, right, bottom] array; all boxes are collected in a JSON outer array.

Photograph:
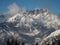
[[6, 38, 39, 45], [46, 39, 60, 45], [7, 38, 18, 45]]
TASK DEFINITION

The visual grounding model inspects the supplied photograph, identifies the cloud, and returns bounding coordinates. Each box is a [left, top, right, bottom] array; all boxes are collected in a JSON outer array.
[[6, 3, 21, 17], [5, 2, 27, 17]]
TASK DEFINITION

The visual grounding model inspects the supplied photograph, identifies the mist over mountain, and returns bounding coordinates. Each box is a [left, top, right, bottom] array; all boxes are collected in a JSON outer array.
[[0, 3, 60, 45]]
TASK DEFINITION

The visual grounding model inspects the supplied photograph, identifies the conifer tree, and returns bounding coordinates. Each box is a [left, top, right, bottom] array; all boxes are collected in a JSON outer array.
[[22, 42, 25, 45]]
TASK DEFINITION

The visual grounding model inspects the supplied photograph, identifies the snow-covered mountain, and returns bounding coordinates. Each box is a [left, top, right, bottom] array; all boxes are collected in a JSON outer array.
[[6, 8, 60, 36], [0, 7, 60, 45]]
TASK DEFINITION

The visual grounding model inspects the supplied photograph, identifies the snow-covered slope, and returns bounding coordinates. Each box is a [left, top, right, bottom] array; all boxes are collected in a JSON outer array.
[[40, 29, 60, 45]]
